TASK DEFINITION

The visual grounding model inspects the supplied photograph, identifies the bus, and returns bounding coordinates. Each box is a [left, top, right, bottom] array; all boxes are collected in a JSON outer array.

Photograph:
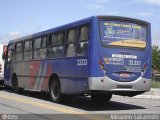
[[0, 45, 7, 86], [3, 16, 151, 103]]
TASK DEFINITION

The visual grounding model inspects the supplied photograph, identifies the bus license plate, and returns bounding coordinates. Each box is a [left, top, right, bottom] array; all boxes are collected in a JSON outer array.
[[119, 73, 129, 77]]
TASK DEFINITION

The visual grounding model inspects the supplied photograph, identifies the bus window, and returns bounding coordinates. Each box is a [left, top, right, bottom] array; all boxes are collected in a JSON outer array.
[[24, 40, 32, 50], [48, 46, 64, 58], [68, 29, 76, 43], [40, 36, 47, 59], [15, 42, 23, 61], [41, 37, 47, 48], [51, 34, 57, 46], [24, 40, 32, 61], [48, 32, 64, 58], [16, 42, 22, 52], [66, 29, 77, 57], [7, 44, 14, 62], [34, 37, 47, 60], [79, 26, 89, 41], [77, 26, 89, 56], [57, 33, 64, 46], [66, 44, 76, 57], [33, 38, 41, 60], [34, 38, 41, 49]]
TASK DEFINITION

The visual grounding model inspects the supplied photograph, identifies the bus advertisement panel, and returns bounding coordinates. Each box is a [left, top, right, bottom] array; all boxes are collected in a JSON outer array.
[[100, 21, 147, 48]]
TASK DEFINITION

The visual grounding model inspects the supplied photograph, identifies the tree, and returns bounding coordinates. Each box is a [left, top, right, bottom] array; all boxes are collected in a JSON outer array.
[[152, 45, 160, 71]]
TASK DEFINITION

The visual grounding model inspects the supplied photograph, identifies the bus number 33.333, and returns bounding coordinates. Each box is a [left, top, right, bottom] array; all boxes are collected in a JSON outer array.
[[129, 60, 141, 66], [77, 59, 87, 66]]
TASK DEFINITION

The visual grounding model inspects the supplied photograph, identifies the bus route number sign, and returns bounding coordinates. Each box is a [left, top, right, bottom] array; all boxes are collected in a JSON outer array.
[[77, 59, 87, 66]]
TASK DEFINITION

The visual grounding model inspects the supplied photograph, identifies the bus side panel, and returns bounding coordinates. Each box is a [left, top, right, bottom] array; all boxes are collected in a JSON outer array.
[[31, 60, 48, 90], [24, 60, 47, 91], [14, 58, 89, 94], [89, 17, 104, 77], [6, 54, 89, 94], [10, 61, 45, 91], [13, 62, 30, 89], [47, 57, 89, 94]]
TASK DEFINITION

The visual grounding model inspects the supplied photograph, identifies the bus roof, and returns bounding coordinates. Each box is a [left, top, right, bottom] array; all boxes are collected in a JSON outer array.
[[8, 15, 150, 44]]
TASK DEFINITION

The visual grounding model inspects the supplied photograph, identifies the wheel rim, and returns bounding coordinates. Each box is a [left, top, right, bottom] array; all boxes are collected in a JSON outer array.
[[51, 81, 60, 98], [53, 83, 59, 97]]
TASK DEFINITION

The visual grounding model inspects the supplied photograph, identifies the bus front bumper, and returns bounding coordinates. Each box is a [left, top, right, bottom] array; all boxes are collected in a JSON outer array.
[[0, 74, 4, 81], [0, 74, 4, 85]]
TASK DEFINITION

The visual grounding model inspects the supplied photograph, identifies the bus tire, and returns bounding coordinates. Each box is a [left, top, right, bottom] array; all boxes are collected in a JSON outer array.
[[49, 77, 62, 103], [12, 75, 23, 94], [91, 93, 112, 103], [4, 85, 11, 90], [0, 81, 4, 86]]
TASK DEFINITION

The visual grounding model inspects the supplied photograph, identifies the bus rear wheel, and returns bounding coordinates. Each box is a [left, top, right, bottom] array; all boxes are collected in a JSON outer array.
[[91, 93, 112, 103], [49, 78, 62, 103]]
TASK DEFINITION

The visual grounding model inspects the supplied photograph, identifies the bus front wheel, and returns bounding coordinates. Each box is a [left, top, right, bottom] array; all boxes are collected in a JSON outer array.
[[12, 76, 23, 94], [49, 78, 62, 103], [91, 93, 112, 103]]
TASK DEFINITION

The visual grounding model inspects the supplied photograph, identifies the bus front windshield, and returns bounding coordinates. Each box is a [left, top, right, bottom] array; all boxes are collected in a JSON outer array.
[[99, 20, 147, 48]]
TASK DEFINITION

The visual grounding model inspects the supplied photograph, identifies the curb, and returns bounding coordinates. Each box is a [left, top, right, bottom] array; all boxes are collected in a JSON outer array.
[[134, 88, 160, 99], [134, 95, 160, 99]]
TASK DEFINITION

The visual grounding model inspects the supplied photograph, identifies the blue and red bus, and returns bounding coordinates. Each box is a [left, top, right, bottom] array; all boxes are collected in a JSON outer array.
[[3, 16, 151, 103]]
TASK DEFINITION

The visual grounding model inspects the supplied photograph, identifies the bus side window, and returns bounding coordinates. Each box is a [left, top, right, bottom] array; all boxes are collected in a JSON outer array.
[[40, 36, 47, 59], [33, 38, 41, 60], [15, 42, 23, 62], [48, 32, 64, 58], [41, 37, 47, 48], [77, 26, 89, 56], [24, 40, 32, 61], [66, 29, 77, 57], [7, 44, 14, 62]]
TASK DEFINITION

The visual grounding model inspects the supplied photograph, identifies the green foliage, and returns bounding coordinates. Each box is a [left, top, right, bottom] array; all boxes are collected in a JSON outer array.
[[152, 45, 160, 70], [151, 81, 160, 88]]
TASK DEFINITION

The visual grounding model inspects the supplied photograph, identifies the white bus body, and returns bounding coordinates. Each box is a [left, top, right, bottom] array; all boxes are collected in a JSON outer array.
[[0, 45, 5, 85]]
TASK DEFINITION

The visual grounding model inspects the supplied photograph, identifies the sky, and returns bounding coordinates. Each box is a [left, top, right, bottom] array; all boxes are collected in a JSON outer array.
[[0, 0, 160, 45]]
